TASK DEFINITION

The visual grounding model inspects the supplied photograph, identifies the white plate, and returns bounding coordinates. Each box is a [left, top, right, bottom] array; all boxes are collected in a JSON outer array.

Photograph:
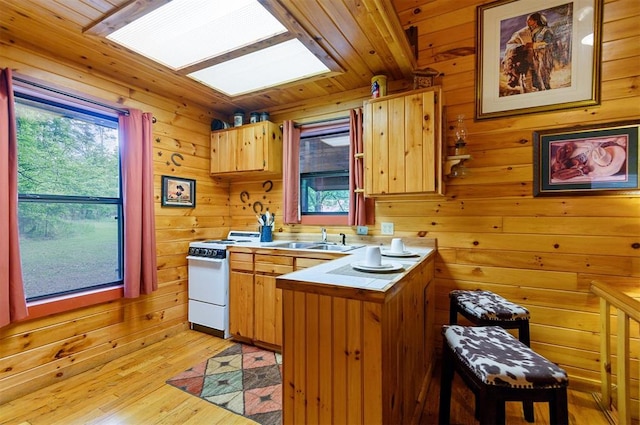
[[381, 249, 417, 258], [352, 261, 404, 272]]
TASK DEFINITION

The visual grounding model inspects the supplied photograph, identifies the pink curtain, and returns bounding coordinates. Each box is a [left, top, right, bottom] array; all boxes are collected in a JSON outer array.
[[349, 108, 375, 226], [119, 110, 158, 298], [0, 68, 28, 327], [282, 120, 301, 224]]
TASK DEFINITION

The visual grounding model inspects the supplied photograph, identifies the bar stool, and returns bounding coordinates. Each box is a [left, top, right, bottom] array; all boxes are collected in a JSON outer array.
[[449, 289, 531, 346], [439, 325, 569, 425]]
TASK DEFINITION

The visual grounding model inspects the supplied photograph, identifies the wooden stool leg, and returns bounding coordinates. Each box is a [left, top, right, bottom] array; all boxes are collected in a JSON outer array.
[[517, 320, 534, 422], [518, 320, 531, 346], [438, 345, 454, 424], [524, 401, 535, 422], [478, 391, 501, 425], [550, 388, 569, 425], [449, 296, 458, 324], [496, 399, 506, 425]]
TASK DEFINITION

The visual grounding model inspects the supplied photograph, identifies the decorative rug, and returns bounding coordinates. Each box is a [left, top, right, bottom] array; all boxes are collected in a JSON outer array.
[[166, 343, 282, 425]]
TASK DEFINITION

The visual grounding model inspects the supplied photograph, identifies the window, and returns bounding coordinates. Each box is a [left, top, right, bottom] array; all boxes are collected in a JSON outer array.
[[14, 93, 123, 302], [93, 0, 339, 96], [299, 125, 350, 216]]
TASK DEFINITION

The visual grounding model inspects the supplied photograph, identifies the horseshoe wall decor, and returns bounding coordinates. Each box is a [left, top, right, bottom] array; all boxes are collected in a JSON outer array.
[[262, 180, 273, 192], [171, 153, 184, 166], [252, 201, 264, 213], [240, 191, 250, 203]]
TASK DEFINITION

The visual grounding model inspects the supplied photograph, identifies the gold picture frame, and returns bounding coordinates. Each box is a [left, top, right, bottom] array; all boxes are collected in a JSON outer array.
[[476, 0, 602, 120]]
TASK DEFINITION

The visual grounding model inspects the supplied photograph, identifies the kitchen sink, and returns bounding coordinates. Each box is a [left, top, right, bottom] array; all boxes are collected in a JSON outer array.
[[267, 241, 320, 249], [307, 244, 363, 252], [267, 241, 363, 252]]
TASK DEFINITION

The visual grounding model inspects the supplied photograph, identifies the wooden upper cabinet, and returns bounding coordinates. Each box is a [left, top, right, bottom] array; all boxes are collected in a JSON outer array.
[[363, 86, 443, 196], [210, 121, 283, 177]]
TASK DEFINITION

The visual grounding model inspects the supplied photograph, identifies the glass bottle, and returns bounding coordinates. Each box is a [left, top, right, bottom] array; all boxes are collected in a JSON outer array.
[[454, 114, 467, 156]]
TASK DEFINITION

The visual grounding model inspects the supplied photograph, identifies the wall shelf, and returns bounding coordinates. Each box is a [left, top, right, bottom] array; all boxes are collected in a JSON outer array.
[[444, 154, 472, 177]]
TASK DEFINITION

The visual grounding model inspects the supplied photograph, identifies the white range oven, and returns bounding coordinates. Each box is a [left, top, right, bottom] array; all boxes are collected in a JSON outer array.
[[187, 231, 260, 338]]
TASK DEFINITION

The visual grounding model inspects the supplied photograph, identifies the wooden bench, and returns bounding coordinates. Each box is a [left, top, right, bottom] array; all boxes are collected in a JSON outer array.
[[439, 325, 569, 425], [449, 289, 531, 346]]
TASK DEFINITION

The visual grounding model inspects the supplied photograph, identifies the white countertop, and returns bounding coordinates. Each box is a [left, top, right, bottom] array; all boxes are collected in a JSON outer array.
[[276, 245, 434, 292]]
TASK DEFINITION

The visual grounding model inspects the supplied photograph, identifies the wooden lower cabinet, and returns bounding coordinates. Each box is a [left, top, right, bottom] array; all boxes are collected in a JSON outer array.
[[278, 255, 435, 425], [229, 252, 254, 340], [253, 254, 293, 347], [229, 248, 336, 350]]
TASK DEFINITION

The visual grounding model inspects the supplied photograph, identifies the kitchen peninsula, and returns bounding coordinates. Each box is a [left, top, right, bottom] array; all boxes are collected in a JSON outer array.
[[276, 245, 436, 425]]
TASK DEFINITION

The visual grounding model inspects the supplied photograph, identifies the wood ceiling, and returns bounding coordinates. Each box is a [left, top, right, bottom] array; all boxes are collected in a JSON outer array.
[[0, 0, 420, 118]]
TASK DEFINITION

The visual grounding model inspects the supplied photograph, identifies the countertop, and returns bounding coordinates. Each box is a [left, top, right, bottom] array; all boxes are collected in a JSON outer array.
[[275, 245, 435, 292]]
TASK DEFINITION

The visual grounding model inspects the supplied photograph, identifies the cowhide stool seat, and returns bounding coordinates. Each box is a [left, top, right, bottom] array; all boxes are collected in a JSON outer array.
[[439, 325, 569, 425], [449, 289, 531, 346]]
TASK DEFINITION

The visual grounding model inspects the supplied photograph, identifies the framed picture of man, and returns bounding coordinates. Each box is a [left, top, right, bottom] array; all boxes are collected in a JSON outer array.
[[161, 175, 196, 207], [476, 0, 602, 120]]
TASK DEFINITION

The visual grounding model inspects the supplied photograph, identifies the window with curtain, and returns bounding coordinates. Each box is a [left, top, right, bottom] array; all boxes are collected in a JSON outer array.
[[299, 124, 350, 216], [14, 93, 124, 302]]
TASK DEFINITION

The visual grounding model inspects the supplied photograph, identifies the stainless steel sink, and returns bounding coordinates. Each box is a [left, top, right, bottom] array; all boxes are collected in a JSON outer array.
[[307, 244, 363, 252], [267, 241, 363, 252], [268, 241, 320, 249]]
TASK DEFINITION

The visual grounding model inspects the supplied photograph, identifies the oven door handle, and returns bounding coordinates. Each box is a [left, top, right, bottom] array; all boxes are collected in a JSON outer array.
[[186, 256, 226, 263]]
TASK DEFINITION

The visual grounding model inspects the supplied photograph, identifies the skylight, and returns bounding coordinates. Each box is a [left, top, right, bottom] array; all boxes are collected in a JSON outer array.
[[189, 39, 329, 96], [106, 0, 331, 96]]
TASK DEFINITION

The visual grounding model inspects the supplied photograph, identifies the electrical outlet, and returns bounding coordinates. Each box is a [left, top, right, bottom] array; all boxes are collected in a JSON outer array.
[[381, 222, 394, 235], [356, 226, 369, 235]]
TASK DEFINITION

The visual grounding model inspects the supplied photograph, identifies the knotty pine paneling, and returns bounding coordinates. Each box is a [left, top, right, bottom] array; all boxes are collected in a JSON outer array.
[[268, 0, 640, 399], [0, 41, 227, 403], [452, 248, 635, 277], [0, 0, 637, 413]]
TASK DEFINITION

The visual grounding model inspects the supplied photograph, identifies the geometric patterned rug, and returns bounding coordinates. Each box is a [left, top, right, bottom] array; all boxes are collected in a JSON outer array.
[[166, 343, 282, 425]]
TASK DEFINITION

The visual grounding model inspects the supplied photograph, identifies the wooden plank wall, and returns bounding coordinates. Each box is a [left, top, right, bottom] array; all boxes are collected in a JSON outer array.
[[0, 43, 229, 402], [232, 0, 640, 410], [0, 0, 637, 415]]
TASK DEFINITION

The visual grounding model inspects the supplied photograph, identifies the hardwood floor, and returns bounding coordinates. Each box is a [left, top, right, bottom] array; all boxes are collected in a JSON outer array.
[[0, 329, 611, 425]]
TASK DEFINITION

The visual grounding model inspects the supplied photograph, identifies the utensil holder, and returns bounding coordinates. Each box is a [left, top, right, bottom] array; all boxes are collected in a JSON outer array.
[[260, 226, 272, 242]]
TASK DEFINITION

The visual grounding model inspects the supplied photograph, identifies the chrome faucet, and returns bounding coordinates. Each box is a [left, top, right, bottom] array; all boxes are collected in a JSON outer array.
[[321, 228, 327, 243]]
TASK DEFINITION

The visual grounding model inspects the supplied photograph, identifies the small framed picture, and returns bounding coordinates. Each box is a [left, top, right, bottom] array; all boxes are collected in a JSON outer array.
[[161, 175, 196, 207], [533, 121, 639, 196]]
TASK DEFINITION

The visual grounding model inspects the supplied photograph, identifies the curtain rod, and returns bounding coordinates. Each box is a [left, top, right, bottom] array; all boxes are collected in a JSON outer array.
[[279, 116, 350, 131], [13, 75, 133, 117], [294, 116, 349, 128]]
